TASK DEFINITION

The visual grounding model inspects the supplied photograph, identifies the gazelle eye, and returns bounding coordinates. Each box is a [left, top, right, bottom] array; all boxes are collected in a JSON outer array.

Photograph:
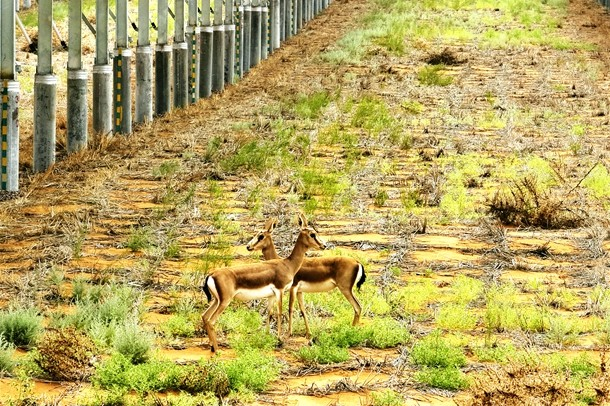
[[257, 235, 264, 241], [310, 233, 315, 238]]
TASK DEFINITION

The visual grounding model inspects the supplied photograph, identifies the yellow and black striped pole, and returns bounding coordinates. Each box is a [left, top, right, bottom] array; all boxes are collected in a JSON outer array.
[[114, 48, 123, 134], [1, 81, 8, 190]]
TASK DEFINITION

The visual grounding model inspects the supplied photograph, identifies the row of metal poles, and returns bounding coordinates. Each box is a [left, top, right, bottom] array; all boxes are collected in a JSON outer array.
[[0, 0, 331, 192]]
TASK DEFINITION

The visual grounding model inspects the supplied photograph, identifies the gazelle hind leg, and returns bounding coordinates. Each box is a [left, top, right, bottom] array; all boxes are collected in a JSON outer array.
[[205, 299, 231, 352], [338, 286, 362, 326]]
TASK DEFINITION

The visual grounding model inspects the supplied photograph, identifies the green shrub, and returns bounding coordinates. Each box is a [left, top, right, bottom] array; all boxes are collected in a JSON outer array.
[[415, 367, 469, 390], [124, 226, 153, 252], [293, 91, 332, 119], [221, 350, 281, 392], [362, 318, 410, 349], [370, 389, 404, 406], [228, 330, 278, 352], [35, 328, 98, 381], [436, 304, 478, 330], [473, 343, 517, 363], [161, 314, 196, 338], [417, 65, 453, 86], [411, 331, 467, 368], [113, 322, 153, 364], [350, 96, 396, 136], [450, 275, 484, 304], [0, 335, 15, 376], [296, 343, 350, 365], [317, 323, 366, 348], [0, 308, 42, 347], [93, 353, 182, 393]]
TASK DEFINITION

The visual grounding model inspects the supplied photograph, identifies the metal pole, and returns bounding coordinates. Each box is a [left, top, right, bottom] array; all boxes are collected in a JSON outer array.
[[200, 0, 213, 97], [156, 0, 172, 115], [270, 0, 279, 51], [279, 0, 285, 41], [67, 0, 88, 153], [0, 1, 20, 191], [212, 0, 225, 91], [261, 2, 268, 60], [224, 0, 235, 85], [284, 0, 291, 40], [114, 0, 132, 134], [242, 1, 251, 74], [187, 0, 200, 103], [174, 0, 189, 107], [93, 0, 113, 136], [250, 0, 261, 68], [33, 0, 57, 173], [136, 0, 153, 123]]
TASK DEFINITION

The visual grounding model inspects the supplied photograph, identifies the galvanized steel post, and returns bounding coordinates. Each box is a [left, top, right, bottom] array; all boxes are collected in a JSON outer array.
[[261, 1, 269, 60], [242, 1, 251, 74], [224, 0, 236, 85], [156, 0, 172, 115], [270, 0, 280, 51], [212, 0, 225, 91], [250, 0, 261, 68], [200, 0, 213, 97], [33, 0, 57, 173], [174, 0, 189, 108], [136, 0, 153, 123], [284, 0, 291, 39], [67, 0, 88, 153], [0, 1, 19, 191], [93, 0, 113, 136]]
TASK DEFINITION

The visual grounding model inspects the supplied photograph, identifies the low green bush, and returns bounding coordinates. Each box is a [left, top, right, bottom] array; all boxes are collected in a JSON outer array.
[[296, 343, 350, 365], [161, 314, 196, 339], [0, 335, 15, 376], [0, 308, 42, 347], [92, 353, 182, 393], [370, 389, 404, 406], [113, 321, 153, 364], [221, 350, 282, 392], [411, 331, 467, 368], [361, 318, 410, 349], [415, 366, 469, 390]]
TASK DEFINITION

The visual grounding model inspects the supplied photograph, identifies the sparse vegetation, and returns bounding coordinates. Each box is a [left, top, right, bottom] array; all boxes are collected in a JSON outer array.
[[4, 0, 610, 403]]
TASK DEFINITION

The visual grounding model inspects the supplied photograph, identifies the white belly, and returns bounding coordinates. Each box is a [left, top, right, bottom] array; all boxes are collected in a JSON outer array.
[[297, 280, 336, 293], [234, 285, 277, 301]]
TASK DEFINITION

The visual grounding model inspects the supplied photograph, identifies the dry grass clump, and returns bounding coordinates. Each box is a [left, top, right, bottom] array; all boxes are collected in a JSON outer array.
[[35, 328, 98, 381], [466, 363, 575, 405], [487, 176, 586, 229]]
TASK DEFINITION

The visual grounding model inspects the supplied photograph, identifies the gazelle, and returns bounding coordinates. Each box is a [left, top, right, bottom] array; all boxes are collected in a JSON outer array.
[[201, 214, 326, 352], [246, 218, 366, 338]]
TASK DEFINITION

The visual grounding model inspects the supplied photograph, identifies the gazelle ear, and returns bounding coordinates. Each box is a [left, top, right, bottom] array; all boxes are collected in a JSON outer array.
[[265, 218, 277, 233], [297, 212, 308, 229]]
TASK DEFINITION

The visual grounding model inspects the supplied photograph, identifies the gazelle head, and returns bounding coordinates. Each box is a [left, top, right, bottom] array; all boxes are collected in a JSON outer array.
[[246, 218, 277, 251], [296, 212, 327, 251]]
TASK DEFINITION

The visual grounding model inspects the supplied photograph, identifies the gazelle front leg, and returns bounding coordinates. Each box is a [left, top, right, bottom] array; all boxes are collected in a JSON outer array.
[[296, 291, 311, 339], [276, 290, 283, 339]]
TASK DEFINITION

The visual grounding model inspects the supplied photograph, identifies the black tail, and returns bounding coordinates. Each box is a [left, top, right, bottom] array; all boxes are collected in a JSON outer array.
[[356, 264, 366, 291], [202, 275, 212, 302]]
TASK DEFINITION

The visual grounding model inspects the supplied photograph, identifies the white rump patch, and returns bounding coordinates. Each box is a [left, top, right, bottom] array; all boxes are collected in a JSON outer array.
[[297, 280, 336, 293], [234, 284, 277, 301]]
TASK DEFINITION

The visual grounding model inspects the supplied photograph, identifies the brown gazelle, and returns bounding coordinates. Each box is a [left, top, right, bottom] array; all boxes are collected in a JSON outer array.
[[246, 218, 366, 338], [201, 213, 326, 352]]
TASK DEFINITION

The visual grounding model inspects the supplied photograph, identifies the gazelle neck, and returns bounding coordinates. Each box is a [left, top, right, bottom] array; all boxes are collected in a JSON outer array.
[[286, 231, 309, 273], [263, 238, 280, 260]]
